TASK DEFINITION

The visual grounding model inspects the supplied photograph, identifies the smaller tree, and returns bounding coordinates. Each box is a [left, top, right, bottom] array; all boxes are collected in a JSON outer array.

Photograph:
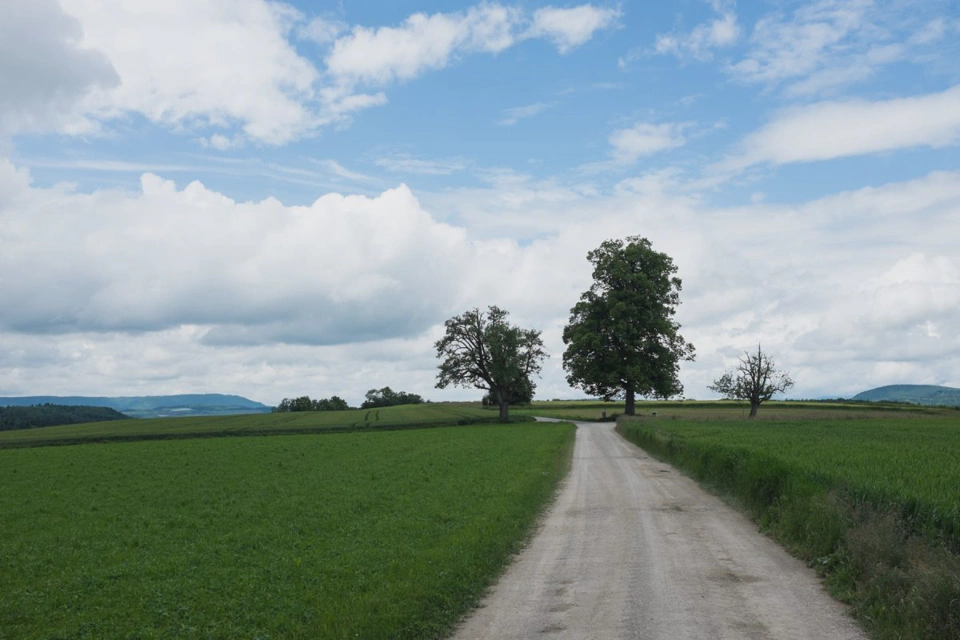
[[436, 306, 546, 422], [316, 396, 351, 411], [360, 387, 425, 409], [274, 395, 352, 412], [709, 345, 794, 418]]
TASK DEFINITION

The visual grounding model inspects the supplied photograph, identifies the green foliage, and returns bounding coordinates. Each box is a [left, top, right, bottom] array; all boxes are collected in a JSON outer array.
[[482, 375, 534, 406], [0, 403, 523, 449], [360, 386, 425, 409], [0, 404, 129, 431], [562, 236, 694, 415], [274, 395, 351, 412], [436, 306, 547, 421], [616, 415, 960, 639], [0, 422, 575, 639]]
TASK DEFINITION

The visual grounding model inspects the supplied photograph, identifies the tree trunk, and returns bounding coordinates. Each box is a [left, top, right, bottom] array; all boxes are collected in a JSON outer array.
[[749, 401, 759, 418], [625, 386, 636, 416], [493, 386, 510, 422]]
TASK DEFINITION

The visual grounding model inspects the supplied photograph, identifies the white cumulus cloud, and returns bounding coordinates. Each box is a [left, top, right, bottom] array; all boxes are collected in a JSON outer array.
[[325, 5, 521, 86], [527, 5, 622, 54], [0, 159, 473, 345], [58, 0, 323, 145], [0, 0, 118, 137]]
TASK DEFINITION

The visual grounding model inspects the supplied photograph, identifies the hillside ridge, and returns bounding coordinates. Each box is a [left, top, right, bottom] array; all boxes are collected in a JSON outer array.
[[0, 394, 271, 418], [852, 384, 960, 406]]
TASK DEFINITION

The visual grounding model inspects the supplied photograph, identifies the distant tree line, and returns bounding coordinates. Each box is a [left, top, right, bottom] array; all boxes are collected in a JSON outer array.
[[0, 404, 129, 431], [434, 236, 801, 421], [361, 387, 425, 409], [273, 396, 350, 412], [272, 387, 427, 413]]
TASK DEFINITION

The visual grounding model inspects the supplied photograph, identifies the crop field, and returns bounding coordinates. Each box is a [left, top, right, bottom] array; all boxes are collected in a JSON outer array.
[[511, 399, 936, 422], [617, 411, 960, 639], [0, 421, 575, 639], [0, 402, 502, 449]]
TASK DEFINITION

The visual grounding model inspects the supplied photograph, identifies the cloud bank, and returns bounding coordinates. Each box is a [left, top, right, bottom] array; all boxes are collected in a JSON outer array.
[[3, 155, 959, 402]]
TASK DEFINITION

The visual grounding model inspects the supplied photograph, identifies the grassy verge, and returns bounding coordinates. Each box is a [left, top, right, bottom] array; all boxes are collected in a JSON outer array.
[[616, 415, 960, 640], [0, 421, 575, 639], [0, 403, 529, 449]]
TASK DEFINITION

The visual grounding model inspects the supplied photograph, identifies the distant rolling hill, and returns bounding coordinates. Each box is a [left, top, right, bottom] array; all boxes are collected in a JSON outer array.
[[0, 394, 271, 418], [852, 384, 960, 407], [0, 405, 130, 431]]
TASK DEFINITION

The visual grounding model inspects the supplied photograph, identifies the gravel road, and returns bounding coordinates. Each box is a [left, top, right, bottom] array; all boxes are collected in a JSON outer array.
[[453, 420, 867, 640]]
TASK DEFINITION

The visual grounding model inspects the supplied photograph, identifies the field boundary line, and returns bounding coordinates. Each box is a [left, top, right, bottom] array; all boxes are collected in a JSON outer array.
[[0, 416, 537, 450]]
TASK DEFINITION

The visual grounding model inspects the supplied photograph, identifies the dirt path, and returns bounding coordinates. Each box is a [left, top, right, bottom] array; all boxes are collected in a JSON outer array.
[[453, 420, 866, 640]]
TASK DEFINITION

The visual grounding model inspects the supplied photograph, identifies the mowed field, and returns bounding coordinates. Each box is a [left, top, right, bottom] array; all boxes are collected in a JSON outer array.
[[616, 407, 960, 639], [0, 403, 500, 449], [0, 422, 575, 640]]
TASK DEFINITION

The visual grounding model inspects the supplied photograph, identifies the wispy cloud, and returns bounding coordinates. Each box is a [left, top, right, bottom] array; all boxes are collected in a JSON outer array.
[[654, 3, 739, 61], [20, 158, 203, 173], [719, 85, 960, 171], [374, 153, 470, 175], [312, 159, 380, 183], [297, 16, 347, 45], [609, 122, 689, 163], [727, 0, 952, 97], [498, 102, 555, 126]]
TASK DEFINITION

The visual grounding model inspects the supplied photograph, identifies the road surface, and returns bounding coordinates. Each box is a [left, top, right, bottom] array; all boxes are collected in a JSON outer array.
[[453, 420, 866, 640]]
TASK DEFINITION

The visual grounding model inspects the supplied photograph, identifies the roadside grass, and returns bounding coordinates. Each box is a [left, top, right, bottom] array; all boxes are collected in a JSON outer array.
[[0, 403, 516, 449], [0, 421, 575, 639], [616, 414, 960, 640]]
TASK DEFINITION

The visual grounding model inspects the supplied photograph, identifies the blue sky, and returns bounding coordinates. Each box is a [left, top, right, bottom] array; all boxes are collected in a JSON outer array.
[[2, 0, 959, 404]]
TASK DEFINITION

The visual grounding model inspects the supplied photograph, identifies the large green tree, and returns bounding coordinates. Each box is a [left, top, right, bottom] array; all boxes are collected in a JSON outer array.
[[435, 306, 546, 422], [562, 236, 694, 416]]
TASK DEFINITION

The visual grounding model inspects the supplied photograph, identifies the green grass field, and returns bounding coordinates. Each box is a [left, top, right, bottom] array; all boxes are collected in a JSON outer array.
[[0, 421, 575, 639], [511, 399, 941, 422], [0, 403, 506, 449], [617, 412, 960, 639]]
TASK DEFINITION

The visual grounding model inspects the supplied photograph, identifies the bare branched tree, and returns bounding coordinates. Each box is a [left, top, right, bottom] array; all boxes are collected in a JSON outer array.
[[709, 345, 794, 418]]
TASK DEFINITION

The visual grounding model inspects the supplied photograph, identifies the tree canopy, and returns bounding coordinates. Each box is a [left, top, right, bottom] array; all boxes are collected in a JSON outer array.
[[360, 387, 425, 409], [482, 375, 534, 407], [562, 236, 694, 415], [0, 404, 129, 431], [273, 396, 351, 412], [709, 345, 794, 418], [435, 306, 546, 422]]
